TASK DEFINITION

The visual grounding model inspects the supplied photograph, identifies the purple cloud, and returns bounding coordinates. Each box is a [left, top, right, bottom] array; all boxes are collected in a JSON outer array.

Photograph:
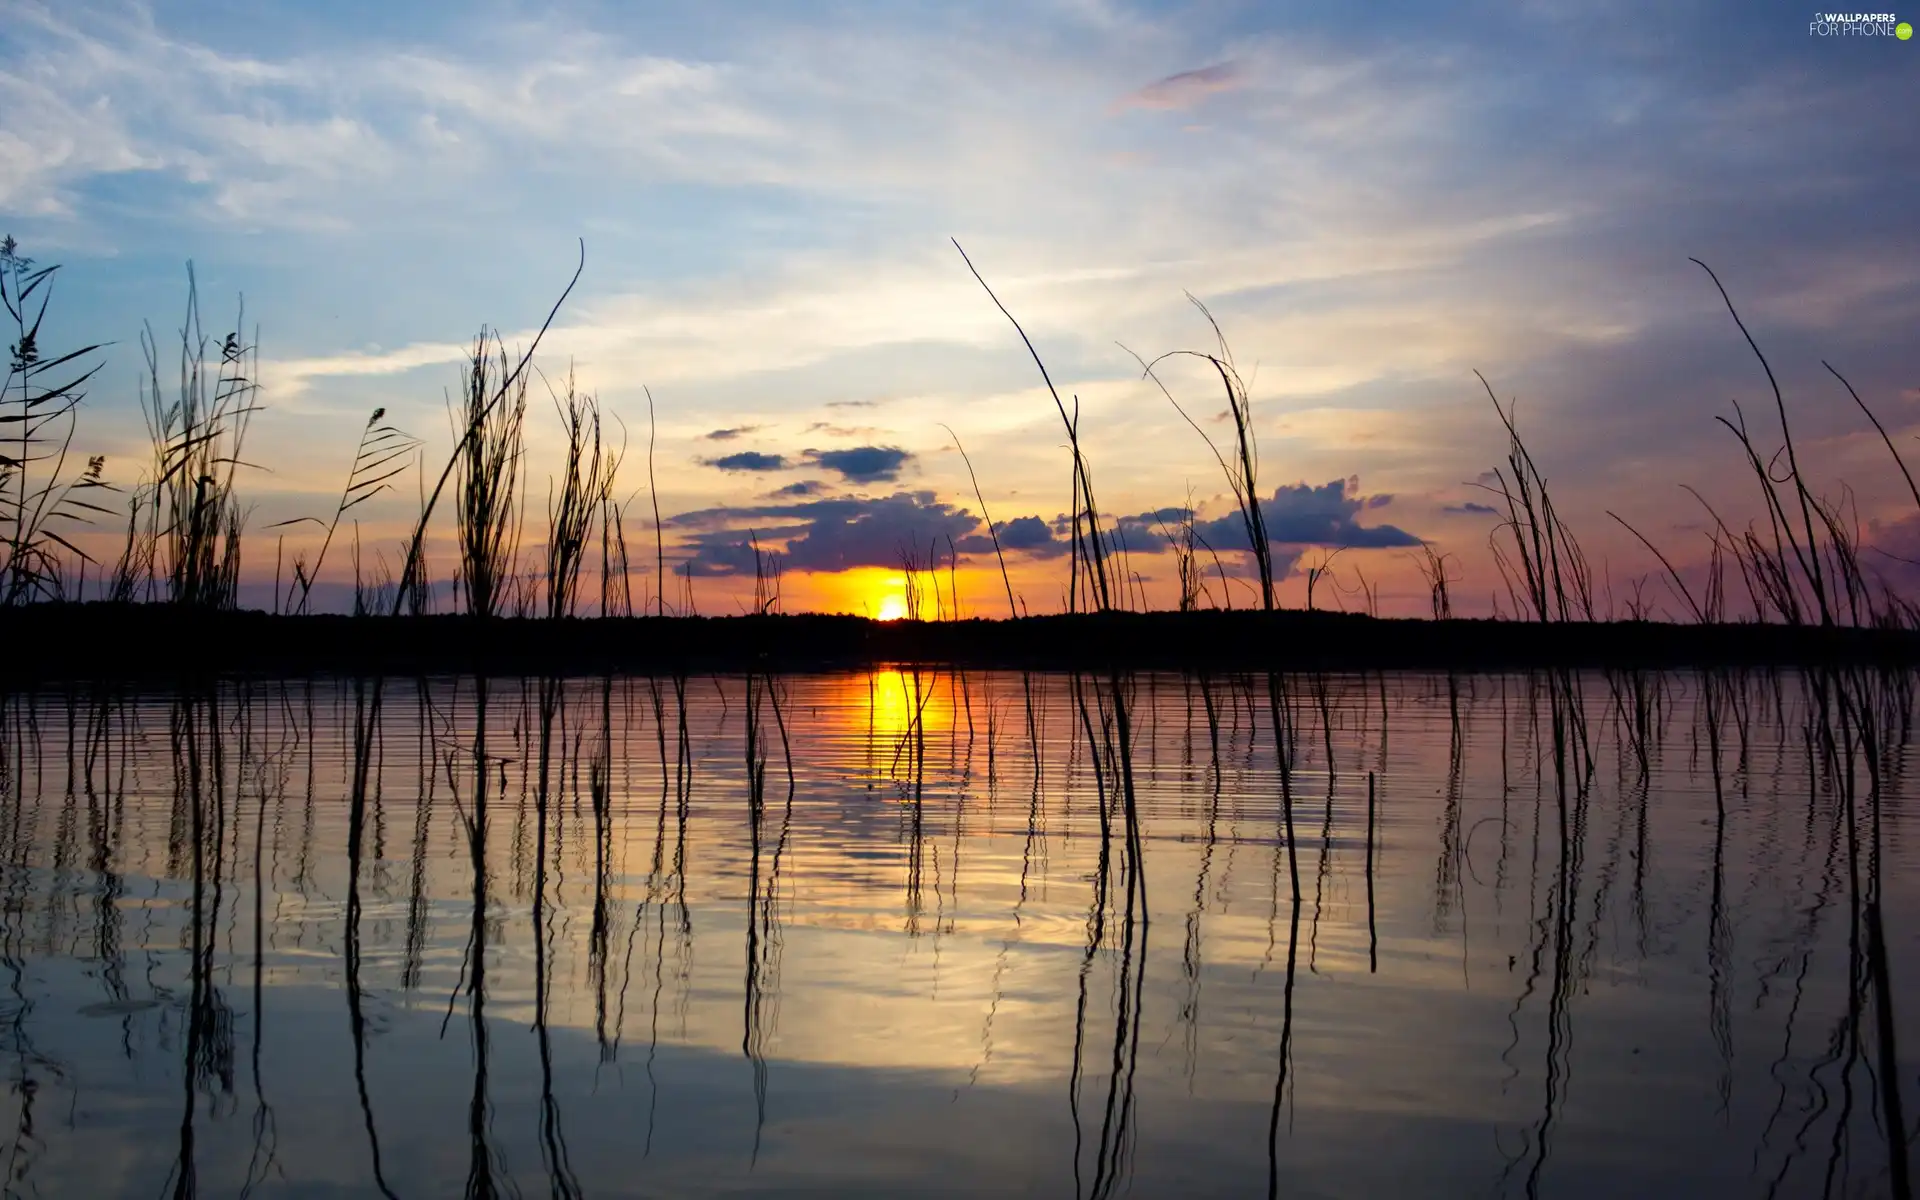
[[1117, 61, 1242, 111], [804, 445, 913, 484], [702, 451, 788, 472], [668, 491, 994, 576]]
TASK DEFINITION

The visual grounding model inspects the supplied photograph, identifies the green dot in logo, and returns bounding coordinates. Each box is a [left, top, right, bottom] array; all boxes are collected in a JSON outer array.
[[1899, 20, 1914, 38]]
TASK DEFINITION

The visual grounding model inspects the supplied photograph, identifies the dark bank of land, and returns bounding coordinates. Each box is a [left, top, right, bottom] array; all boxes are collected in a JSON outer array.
[[1, 604, 1915, 682]]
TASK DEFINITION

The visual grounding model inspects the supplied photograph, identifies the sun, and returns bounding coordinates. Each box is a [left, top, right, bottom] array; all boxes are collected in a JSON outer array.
[[875, 594, 909, 622]]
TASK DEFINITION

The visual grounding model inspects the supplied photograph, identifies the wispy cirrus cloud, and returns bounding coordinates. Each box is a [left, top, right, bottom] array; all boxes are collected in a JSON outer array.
[[1115, 60, 1242, 111], [265, 341, 472, 398]]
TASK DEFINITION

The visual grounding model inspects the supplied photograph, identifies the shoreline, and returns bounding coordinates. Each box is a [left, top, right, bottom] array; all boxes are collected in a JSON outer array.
[[2, 604, 1914, 681]]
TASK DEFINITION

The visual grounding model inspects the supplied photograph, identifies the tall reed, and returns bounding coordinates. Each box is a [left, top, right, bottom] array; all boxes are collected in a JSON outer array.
[[392, 242, 582, 618], [1412, 543, 1456, 619], [450, 332, 529, 619], [543, 371, 620, 619], [269, 408, 417, 614], [1605, 262, 1920, 631], [1132, 298, 1278, 608], [0, 237, 112, 604], [1138, 301, 1302, 901], [1474, 372, 1593, 623], [600, 496, 634, 618], [139, 268, 259, 608], [1153, 497, 1208, 612], [942, 424, 1018, 618], [953, 240, 1115, 612], [749, 531, 782, 615]]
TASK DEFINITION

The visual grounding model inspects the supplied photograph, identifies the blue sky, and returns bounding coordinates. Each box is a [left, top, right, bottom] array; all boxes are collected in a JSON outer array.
[[4, 0, 1916, 613]]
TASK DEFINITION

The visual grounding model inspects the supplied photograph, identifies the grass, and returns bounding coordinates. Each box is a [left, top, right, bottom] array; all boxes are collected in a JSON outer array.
[[2, 234, 1918, 653], [391, 241, 582, 618], [1130, 296, 1311, 901], [1475, 370, 1595, 623], [955, 243, 1151, 1135], [953, 239, 1117, 616], [269, 407, 418, 615], [137, 268, 260, 609], [0, 237, 112, 604], [541, 369, 620, 620], [451, 329, 530, 620], [1604, 260, 1920, 632]]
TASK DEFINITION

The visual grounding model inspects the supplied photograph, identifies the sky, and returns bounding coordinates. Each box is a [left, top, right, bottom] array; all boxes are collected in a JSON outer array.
[[3, 0, 1917, 617]]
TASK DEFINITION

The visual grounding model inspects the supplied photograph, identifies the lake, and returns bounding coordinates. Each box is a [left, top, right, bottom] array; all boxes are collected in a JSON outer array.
[[0, 667, 1910, 1197]]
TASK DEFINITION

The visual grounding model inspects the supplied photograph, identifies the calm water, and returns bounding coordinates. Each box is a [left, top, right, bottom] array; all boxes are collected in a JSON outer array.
[[0, 668, 1912, 1198]]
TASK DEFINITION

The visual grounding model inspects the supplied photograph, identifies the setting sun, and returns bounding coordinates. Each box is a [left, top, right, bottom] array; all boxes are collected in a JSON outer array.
[[875, 594, 909, 621]]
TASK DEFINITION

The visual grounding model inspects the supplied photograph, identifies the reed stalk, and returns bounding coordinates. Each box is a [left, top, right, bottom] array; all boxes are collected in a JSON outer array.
[[953, 240, 1114, 612], [392, 241, 582, 618], [138, 268, 260, 609], [0, 237, 114, 604], [268, 408, 417, 614], [448, 332, 528, 619], [543, 371, 620, 619]]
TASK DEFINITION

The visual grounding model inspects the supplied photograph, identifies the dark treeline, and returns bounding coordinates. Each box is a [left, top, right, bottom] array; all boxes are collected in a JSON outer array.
[[1, 605, 1916, 682]]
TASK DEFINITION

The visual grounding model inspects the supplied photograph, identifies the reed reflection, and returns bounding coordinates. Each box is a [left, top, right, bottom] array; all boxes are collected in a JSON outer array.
[[0, 668, 1907, 1197]]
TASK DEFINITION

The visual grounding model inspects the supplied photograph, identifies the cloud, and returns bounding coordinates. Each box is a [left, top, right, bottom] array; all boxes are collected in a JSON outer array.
[[1116, 61, 1242, 112], [12, 0, 1920, 619], [705, 425, 762, 441], [984, 481, 1420, 574], [1113, 506, 1195, 538], [667, 490, 991, 575], [1248, 479, 1423, 548], [1445, 501, 1499, 515], [1116, 479, 1422, 553], [769, 480, 826, 498], [802, 445, 913, 484], [266, 340, 472, 397], [1194, 546, 1309, 588], [702, 451, 788, 472], [994, 514, 1071, 559]]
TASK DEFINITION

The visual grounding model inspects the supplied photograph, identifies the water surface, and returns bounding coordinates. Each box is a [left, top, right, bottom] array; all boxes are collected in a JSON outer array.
[[0, 668, 1912, 1197]]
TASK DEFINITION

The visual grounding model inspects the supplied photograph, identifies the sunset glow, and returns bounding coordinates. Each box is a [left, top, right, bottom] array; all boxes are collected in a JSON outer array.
[[6, 2, 1913, 621], [859, 667, 956, 757]]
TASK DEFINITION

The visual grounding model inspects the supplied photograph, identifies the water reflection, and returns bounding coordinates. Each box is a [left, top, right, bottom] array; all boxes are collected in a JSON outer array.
[[0, 667, 1913, 1196]]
